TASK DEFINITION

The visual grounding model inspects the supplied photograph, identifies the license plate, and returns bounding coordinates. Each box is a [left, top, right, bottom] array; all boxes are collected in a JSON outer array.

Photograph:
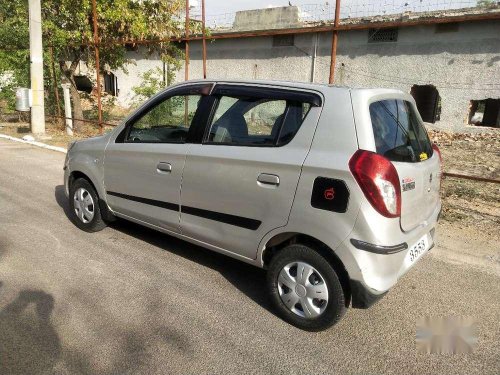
[[404, 234, 429, 267]]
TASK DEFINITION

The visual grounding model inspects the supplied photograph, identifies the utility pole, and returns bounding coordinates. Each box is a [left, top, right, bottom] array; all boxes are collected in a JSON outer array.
[[28, 0, 45, 134]]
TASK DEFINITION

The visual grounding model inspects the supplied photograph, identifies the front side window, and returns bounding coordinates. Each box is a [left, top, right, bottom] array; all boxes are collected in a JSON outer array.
[[369, 99, 433, 162], [207, 95, 310, 146], [126, 95, 201, 143]]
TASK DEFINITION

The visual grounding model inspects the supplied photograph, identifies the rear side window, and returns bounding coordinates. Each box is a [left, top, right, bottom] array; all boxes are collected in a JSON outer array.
[[369, 99, 433, 162], [207, 95, 311, 146]]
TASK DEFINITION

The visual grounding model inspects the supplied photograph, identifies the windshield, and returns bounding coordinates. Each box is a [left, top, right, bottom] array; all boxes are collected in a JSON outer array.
[[369, 99, 433, 163]]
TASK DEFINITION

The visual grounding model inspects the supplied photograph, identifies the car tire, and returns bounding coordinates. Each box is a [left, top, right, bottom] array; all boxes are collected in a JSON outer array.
[[267, 244, 347, 331], [69, 178, 107, 232]]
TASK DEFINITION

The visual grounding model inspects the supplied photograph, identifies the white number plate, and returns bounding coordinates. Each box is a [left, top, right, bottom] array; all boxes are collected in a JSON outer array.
[[404, 234, 429, 267]]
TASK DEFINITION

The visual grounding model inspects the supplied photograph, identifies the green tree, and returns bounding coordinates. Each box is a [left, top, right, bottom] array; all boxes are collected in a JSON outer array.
[[1, 0, 187, 132], [477, 0, 494, 6], [0, 1, 30, 113], [132, 66, 174, 103]]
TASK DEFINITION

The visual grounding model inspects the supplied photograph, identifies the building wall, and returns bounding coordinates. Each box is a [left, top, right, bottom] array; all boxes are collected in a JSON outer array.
[[114, 20, 500, 130], [113, 52, 164, 106]]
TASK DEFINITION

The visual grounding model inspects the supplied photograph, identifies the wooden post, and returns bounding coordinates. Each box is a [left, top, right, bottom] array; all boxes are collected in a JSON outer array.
[[91, 0, 103, 134], [329, 0, 341, 84]]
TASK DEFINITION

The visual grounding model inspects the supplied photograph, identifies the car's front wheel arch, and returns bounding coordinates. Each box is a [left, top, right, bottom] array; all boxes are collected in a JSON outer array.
[[68, 171, 115, 224]]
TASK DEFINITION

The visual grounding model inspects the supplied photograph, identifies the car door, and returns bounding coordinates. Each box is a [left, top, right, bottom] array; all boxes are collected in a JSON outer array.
[[180, 84, 323, 259], [104, 83, 212, 233]]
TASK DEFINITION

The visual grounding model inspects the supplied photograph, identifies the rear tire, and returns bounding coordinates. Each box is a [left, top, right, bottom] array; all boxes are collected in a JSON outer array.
[[267, 244, 346, 331], [69, 178, 107, 232]]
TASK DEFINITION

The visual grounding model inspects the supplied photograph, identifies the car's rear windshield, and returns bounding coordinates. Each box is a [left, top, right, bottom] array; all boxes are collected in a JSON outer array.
[[369, 99, 433, 162]]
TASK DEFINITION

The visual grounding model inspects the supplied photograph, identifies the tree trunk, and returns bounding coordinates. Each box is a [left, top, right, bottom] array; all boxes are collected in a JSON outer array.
[[59, 53, 84, 133]]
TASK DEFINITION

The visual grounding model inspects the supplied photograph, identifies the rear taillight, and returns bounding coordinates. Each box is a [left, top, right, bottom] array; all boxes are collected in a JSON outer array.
[[432, 144, 443, 190], [432, 144, 442, 164], [349, 150, 401, 218]]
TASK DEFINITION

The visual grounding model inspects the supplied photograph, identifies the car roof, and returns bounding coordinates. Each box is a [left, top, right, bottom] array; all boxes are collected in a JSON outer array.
[[167, 79, 407, 99]]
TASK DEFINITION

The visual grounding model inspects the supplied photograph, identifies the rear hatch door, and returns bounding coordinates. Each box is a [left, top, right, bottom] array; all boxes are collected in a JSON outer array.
[[368, 99, 440, 231]]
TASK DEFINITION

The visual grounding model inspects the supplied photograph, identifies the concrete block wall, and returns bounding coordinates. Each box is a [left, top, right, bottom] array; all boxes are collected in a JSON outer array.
[[233, 6, 301, 31], [113, 20, 500, 131]]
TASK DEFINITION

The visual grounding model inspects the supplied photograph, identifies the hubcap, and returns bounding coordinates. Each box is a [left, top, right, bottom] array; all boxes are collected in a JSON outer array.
[[73, 187, 95, 224], [277, 261, 329, 319]]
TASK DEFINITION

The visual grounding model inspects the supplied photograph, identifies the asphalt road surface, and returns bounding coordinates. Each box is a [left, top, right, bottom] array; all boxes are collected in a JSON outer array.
[[0, 138, 499, 375]]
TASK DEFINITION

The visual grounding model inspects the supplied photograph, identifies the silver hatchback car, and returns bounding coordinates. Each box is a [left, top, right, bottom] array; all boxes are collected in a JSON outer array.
[[64, 80, 441, 331]]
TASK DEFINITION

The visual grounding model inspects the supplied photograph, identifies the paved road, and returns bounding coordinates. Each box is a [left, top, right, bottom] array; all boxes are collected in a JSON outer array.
[[0, 138, 499, 375]]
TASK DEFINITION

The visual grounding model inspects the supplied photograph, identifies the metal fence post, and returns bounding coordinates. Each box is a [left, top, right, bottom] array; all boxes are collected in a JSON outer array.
[[185, 0, 190, 81], [49, 46, 62, 128], [202, 0, 207, 79], [91, 0, 103, 134], [329, 0, 341, 84]]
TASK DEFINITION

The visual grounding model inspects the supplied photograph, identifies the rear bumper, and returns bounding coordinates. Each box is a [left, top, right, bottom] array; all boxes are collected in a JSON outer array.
[[341, 200, 441, 297], [350, 279, 388, 308], [350, 239, 408, 254]]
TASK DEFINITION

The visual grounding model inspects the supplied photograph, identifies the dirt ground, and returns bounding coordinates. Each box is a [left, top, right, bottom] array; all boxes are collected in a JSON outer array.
[[427, 129, 500, 241], [0, 121, 115, 148]]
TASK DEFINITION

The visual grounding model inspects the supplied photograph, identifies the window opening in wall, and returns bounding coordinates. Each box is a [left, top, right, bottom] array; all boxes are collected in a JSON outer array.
[[410, 85, 441, 124], [104, 72, 118, 97], [273, 35, 294, 47], [468, 99, 500, 128], [368, 28, 398, 43], [73, 75, 92, 94], [125, 43, 139, 52]]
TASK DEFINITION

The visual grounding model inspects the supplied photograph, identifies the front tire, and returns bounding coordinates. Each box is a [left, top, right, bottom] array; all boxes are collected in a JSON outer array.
[[267, 244, 346, 331], [69, 178, 107, 232]]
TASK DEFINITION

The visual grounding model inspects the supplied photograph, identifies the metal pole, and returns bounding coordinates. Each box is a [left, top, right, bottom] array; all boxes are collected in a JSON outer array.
[[443, 172, 500, 184], [311, 33, 318, 83], [201, 0, 207, 79], [329, 0, 341, 84], [163, 61, 166, 86], [28, 0, 45, 134], [185, 0, 190, 81], [49, 46, 62, 127], [91, 0, 103, 134]]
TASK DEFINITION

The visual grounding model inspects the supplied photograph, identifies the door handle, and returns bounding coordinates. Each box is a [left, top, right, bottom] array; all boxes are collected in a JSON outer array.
[[157, 162, 172, 173], [257, 173, 280, 186]]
